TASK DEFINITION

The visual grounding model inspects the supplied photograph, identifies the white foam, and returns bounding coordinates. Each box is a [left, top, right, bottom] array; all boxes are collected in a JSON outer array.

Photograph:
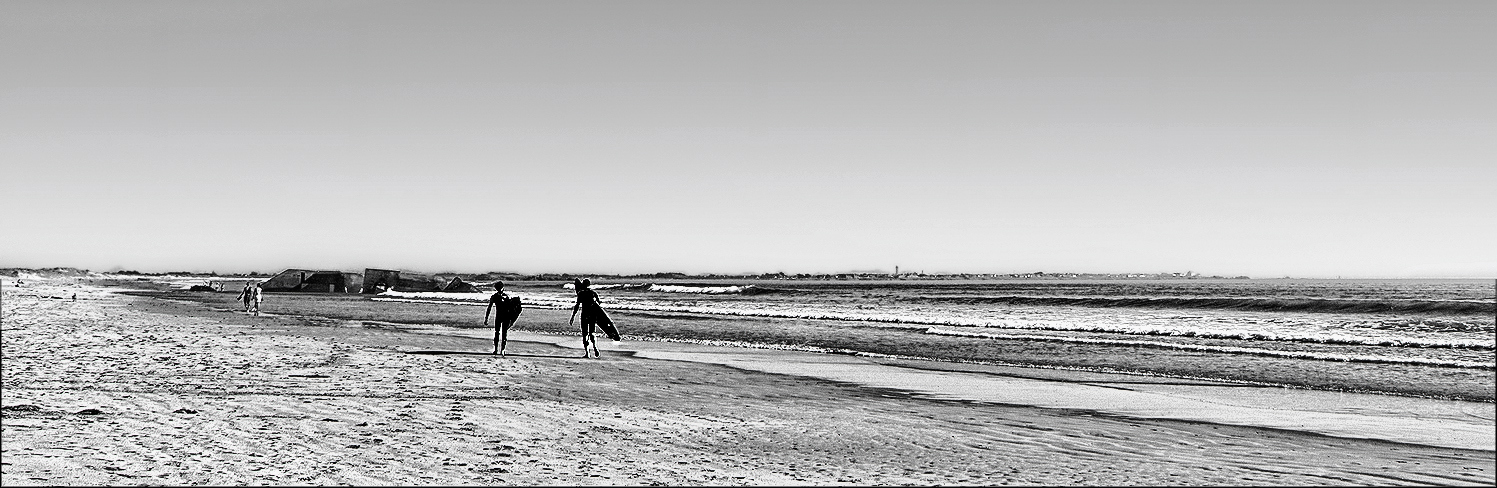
[[645, 284, 754, 294], [559, 283, 753, 294], [560, 283, 639, 291], [924, 327, 1495, 369], [374, 290, 574, 308]]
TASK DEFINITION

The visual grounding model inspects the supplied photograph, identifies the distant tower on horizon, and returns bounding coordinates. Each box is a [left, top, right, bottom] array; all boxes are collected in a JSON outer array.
[[894, 265, 899, 277]]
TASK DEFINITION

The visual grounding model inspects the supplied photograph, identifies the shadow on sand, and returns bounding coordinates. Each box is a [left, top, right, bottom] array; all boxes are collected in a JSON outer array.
[[403, 350, 580, 359]]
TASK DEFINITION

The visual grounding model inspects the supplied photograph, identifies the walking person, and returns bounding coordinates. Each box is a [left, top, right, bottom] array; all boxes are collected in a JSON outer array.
[[570, 278, 620, 358], [249, 282, 263, 316], [484, 281, 517, 355], [237, 283, 254, 313]]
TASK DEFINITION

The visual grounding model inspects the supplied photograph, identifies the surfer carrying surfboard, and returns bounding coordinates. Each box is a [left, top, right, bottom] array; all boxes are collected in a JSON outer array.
[[236, 282, 256, 314], [484, 281, 521, 355], [570, 278, 620, 358]]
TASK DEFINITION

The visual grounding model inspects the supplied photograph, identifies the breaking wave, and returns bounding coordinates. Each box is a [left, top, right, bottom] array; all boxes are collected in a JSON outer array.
[[559, 283, 782, 295], [923, 327, 1496, 370], [918, 295, 1495, 315], [559, 283, 646, 291], [373, 291, 574, 308]]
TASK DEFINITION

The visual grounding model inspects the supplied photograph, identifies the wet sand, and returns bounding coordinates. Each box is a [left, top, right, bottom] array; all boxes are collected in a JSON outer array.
[[3, 281, 1493, 485]]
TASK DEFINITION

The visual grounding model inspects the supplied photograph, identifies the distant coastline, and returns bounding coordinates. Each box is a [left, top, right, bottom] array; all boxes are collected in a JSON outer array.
[[1, 267, 1252, 281], [8, 266, 1493, 282]]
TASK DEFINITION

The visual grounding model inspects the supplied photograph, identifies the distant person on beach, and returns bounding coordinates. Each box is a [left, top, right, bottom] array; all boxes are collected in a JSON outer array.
[[237, 283, 254, 312], [250, 283, 263, 316], [484, 281, 521, 355], [570, 278, 621, 358]]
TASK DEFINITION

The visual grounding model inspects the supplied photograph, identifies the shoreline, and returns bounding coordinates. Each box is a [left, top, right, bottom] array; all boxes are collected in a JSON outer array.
[[386, 325, 1495, 452], [3, 281, 1494, 485], [160, 286, 1494, 402]]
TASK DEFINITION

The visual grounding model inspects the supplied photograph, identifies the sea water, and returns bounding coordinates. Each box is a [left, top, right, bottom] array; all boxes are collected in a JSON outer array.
[[380, 279, 1495, 372]]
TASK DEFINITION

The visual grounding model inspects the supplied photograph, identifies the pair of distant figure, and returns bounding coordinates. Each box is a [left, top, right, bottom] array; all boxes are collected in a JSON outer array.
[[236, 282, 262, 316], [482, 279, 620, 357]]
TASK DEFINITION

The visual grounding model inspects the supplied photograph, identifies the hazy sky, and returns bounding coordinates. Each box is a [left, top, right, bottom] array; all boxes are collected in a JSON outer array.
[[3, 1, 1493, 277]]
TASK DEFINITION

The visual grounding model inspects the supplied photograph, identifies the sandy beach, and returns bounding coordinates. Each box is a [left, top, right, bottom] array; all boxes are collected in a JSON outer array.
[[3, 279, 1493, 486]]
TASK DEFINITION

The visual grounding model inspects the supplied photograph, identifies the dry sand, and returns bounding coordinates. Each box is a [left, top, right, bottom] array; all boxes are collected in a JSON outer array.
[[3, 281, 1493, 485]]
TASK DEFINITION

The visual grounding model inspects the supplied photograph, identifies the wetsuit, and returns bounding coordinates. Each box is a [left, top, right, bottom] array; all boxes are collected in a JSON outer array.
[[577, 289, 620, 340]]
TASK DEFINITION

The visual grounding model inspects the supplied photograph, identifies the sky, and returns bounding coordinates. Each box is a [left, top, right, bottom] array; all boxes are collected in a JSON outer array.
[[2, 1, 1494, 278]]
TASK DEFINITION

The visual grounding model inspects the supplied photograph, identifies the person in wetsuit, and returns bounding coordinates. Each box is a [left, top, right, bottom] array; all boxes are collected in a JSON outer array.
[[484, 281, 514, 355], [570, 278, 620, 358]]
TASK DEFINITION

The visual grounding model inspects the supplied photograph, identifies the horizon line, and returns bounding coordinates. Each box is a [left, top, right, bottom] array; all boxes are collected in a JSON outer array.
[[2, 265, 1493, 281]]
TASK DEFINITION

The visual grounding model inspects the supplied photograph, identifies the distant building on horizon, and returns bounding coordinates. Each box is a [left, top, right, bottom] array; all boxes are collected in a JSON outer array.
[[260, 269, 362, 293], [360, 268, 444, 293]]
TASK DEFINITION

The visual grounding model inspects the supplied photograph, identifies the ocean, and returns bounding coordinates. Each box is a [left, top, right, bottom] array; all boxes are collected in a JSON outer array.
[[377, 278, 1495, 399]]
